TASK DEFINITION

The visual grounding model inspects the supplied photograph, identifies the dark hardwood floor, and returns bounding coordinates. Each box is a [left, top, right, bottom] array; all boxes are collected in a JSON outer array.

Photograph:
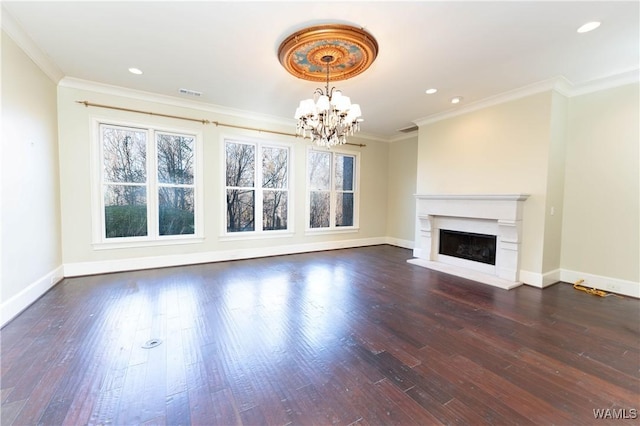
[[1, 245, 638, 425]]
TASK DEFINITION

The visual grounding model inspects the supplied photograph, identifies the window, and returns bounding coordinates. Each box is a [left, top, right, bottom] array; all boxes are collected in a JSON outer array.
[[308, 149, 358, 230], [96, 122, 201, 245], [225, 139, 290, 234]]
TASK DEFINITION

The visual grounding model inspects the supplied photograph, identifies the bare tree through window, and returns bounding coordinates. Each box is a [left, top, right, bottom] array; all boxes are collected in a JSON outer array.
[[225, 141, 290, 233], [308, 150, 356, 229], [335, 154, 354, 227], [102, 125, 148, 238], [100, 124, 199, 240], [262, 147, 288, 230], [157, 133, 195, 235], [308, 151, 331, 228], [226, 142, 256, 232]]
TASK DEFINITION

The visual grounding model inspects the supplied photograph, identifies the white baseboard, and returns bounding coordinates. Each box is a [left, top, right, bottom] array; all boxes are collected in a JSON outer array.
[[1, 265, 64, 327], [560, 269, 639, 299], [64, 237, 388, 277], [520, 268, 561, 288], [8, 244, 636, 329], [384, 237, 414, 250]]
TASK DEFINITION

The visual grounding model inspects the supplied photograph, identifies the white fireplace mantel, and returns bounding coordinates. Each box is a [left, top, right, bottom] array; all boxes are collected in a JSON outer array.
[[408, 194, 530, 290]]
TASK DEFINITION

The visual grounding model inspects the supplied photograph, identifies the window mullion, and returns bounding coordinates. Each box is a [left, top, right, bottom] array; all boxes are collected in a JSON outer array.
[[256, 146, 263, 232], [148, 129, 158, 238], [329, 153, 336, 228]]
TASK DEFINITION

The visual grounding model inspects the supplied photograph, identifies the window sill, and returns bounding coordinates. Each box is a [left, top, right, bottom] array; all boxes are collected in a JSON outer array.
[[304, 227, 360, 236], [92, 236, 204, 250], [219, 231, 295, 242]]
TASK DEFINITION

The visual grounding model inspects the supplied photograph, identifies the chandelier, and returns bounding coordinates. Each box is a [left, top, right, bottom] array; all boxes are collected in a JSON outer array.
[[278, 24, 378, 147], [294, 55, 362, 147]]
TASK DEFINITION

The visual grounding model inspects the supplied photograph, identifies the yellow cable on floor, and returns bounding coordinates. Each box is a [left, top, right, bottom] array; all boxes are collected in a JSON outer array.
[[573, 279, 608, 297]]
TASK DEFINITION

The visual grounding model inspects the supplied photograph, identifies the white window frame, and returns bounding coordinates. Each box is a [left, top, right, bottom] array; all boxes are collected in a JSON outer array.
[[306, 146, 360, 234], [91, 118, 204, 249], [221, 136, 294, 239]]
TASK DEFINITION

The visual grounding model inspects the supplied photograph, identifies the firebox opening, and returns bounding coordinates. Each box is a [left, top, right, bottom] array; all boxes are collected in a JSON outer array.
[[439, 229, 497, 265]]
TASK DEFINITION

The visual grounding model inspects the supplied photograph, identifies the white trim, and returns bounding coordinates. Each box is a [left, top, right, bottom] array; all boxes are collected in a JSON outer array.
[[304, 227, 361, 236], [407, 258, 522, 290], [92, 237, 204, 250], [221, 135, 294, 237], [560, 269, 639, 299], [389, 132, 419, 143], [569, 68, 639, 97], [412, 193, 529, 286], [1, 265, 64, 327], [61, 77, 294, 128], [415, 193, 530, 202], [64, 237, 387, 277], [520, 268, 561, 288], [384, 237, 414, 250], [1, 7, 64, 83], [91, 119, 203, 246], [306, 146, 361, 232], [6, 247, 637, 327], [414, 77, 568, 127], [60, 78, 385, 143], [413, 70, 639, 128]]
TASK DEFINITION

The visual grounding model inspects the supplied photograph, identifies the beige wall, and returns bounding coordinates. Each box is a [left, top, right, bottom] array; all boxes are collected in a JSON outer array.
[[416, 92, 555, 276], [386, 135, 418, 244], [562, 83, 639, 283], [57, 86, 389, 266], [541, 91, 568, 272], [1, 31, 62, 304], [414, 85, 639, 289]]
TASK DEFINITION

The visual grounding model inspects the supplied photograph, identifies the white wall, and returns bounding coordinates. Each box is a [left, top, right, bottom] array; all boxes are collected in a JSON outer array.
[[562, 83, 639, 288], [1, 31, 63, 325]]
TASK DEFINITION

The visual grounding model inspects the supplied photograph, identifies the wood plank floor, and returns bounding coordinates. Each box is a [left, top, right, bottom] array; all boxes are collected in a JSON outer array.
[[1, 245, 638, 425]]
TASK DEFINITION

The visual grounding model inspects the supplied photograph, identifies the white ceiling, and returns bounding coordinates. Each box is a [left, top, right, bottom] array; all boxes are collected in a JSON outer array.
[[3, 1, 639, 140]]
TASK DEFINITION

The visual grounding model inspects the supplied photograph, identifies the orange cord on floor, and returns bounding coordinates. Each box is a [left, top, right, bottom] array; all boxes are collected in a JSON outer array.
[[573, 279, 608, 297]]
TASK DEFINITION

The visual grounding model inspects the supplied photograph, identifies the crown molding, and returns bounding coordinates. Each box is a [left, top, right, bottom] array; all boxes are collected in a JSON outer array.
[[389, 131, 418, 143], [569, 68, 639, 97], [60, 77, 387, 143], [1, 6, 64, 83], [59, 77, 299, 128], [413, 76, 569, 127], [413, 70, 639, 128]]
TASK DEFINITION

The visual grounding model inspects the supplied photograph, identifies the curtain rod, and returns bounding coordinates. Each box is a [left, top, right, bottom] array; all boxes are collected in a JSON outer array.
[[76, 100, 367, 147]]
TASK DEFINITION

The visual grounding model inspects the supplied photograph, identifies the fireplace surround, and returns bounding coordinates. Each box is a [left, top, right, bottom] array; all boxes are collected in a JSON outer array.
[[408, 194, 529, 289]]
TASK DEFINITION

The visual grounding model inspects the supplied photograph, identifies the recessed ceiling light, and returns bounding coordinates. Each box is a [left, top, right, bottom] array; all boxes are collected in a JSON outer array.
[[425, 88, 438, 94], [451, 96, 463, 104], [577, 21, 600, 33], [128, 67, 143, 75]]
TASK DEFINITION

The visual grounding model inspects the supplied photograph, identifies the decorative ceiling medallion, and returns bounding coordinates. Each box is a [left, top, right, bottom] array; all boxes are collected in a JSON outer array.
[[278, 24, 378, 82]]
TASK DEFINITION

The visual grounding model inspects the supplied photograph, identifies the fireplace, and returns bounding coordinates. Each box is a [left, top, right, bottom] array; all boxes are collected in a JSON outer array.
[[408, 194, 529, 290], [439, 229, 496, 265]]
